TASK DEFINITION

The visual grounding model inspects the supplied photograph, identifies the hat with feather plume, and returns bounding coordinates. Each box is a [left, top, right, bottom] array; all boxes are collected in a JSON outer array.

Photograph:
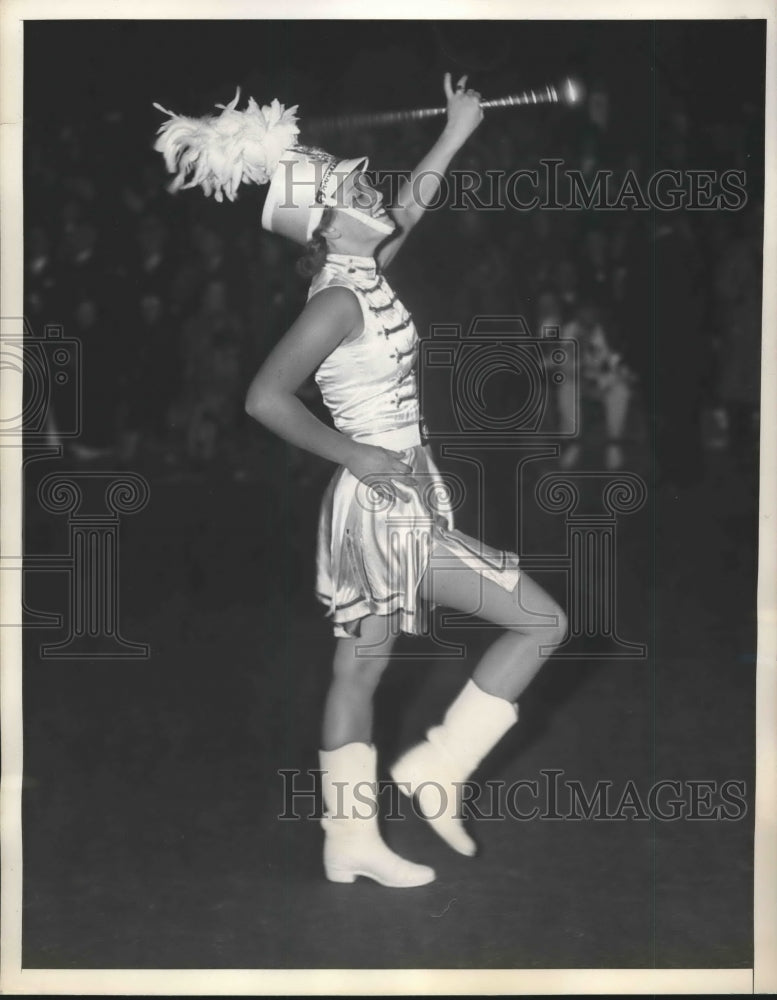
[[153, 88, 368, 246]]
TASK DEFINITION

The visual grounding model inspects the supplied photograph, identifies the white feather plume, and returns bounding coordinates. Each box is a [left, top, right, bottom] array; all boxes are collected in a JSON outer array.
[[152, 88, 300, 203]]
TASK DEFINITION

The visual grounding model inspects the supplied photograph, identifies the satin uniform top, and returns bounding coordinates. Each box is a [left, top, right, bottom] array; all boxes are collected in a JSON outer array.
[[309, 253, 420, 448]]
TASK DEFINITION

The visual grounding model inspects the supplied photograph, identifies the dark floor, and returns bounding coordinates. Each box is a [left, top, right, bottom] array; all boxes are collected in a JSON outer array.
[[19, 432, 756, 969]]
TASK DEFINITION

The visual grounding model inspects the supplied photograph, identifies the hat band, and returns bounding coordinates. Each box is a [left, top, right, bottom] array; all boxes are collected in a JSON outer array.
[[317, 159, 338, 203]]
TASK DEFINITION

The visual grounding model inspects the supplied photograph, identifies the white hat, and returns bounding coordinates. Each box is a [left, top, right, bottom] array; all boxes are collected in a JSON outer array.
[[261, 148, 368, 245], [153, 88, 369, 246]]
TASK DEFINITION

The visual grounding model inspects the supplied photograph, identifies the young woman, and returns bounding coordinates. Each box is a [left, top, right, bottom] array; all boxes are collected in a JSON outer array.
[[156, 74, 568, 889]]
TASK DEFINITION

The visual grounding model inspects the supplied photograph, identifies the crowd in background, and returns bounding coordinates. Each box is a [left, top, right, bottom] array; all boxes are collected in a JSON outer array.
[[24, 82, 763, 487]]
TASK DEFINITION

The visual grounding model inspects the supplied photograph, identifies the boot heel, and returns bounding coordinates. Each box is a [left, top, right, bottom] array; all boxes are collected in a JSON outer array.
[[325, 866, 357, 884], [319, 743, 436, 889]]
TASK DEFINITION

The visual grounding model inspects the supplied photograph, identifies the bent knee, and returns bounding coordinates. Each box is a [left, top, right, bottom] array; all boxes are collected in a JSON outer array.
[[506, 587, 567, 646], [544, 602, 568, 646], [528, 603, 567, 647]]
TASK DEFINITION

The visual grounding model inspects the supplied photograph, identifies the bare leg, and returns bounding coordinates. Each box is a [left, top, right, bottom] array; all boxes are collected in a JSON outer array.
[[422, 543, 567, 703], [318, 611, 435, 887], [321, 613, 398, 751], [391, 541, 567, 855]]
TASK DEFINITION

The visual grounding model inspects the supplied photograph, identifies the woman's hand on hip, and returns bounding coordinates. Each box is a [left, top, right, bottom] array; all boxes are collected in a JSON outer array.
[[345, 442, 412, 481], [345, 443, 423, 503]]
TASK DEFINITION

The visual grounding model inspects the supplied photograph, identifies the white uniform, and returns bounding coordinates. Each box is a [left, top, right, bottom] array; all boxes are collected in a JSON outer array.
[[310, 252, 520, 638]]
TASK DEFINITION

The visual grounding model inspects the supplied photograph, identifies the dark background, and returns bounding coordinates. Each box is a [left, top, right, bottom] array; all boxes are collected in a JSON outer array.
[[21, 18, 763, 970], [24, 19, 766, 126]]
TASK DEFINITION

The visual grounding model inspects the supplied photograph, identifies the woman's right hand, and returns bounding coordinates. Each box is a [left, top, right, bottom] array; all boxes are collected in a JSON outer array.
[[345, 442, 413, 482]]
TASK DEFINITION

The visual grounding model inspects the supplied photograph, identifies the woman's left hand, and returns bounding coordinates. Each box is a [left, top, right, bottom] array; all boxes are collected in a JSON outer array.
[[443, 72, 484, 145]]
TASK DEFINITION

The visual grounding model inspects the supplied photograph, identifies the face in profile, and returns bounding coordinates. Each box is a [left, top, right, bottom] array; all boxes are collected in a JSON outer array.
[[343, 170, 382, 215], [331, 169, 396, 239]]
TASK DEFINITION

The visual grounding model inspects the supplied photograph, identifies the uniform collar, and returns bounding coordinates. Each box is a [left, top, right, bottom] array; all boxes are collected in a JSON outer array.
[[324, 252, 378, 279]]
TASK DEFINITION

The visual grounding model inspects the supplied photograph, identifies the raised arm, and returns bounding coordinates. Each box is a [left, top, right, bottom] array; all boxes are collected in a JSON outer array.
[[378, 73, 483, 270], [245, 287, 411, 479]]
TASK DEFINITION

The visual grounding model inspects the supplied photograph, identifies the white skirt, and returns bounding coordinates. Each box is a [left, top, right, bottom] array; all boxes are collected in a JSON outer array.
[[315, 431, 521, 638]]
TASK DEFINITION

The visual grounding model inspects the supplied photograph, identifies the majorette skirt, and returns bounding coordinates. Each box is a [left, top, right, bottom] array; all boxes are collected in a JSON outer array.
[[315, 423, 521, 638]]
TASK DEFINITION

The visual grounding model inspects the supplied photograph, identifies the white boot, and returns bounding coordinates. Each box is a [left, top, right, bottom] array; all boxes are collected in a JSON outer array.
[[319, 742, 435, 888], [390, 680, 518, 856]]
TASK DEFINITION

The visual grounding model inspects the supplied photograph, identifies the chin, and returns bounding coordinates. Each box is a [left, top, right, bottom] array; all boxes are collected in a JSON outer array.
[[368, 211, 396, 233]]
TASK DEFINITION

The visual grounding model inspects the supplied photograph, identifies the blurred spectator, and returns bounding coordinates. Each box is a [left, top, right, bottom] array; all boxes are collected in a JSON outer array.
[[523, 211, 561, 303], [554, 258, 580, 321], [452, 207, 511, 316], [69, 298, 118, 461], [134, 216, 173, 286], [117, 293, 181, 463], [541, 293, 635, 470], [651, 215, 706, 488], [575, 84, 616, 177], [170, 224, 233, 322], [24, 226, 58, 331], [246, 234, 302, 364], [56, 221, 101, 314], [578, 227, 614, 315], [715, 203, 762, 469], [177, 280, 245, 464]]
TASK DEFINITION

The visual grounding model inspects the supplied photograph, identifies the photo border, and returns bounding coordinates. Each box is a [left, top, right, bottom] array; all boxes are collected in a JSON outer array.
[[1, 0, 775, 994]]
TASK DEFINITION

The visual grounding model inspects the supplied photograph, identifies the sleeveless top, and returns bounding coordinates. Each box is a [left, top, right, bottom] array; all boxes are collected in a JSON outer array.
[[310, 253, 522, 638], [309, 252, 421, 447]]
